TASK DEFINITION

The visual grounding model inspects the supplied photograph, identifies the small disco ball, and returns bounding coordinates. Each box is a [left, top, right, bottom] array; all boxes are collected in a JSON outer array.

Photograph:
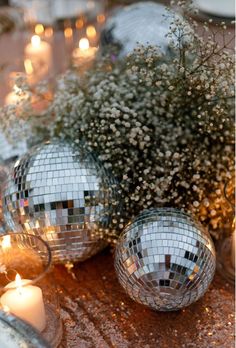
[[101, 2, 177, 58], [115, 208, 216, 311], [3, 141, 119, 263]]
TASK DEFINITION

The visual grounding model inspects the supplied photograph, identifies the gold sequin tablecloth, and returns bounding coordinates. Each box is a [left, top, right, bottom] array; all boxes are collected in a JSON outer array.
[[54, 249, 234, 348]]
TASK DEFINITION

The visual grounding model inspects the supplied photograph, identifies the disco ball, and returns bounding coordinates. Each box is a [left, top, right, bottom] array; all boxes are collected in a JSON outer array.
[[3, 141, 119, 263], [115, 208, 216, 311], [101, 2, 178, 58]]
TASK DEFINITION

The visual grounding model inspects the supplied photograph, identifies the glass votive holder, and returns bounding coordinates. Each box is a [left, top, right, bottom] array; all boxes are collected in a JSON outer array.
[[0, 233, 62, 347], [216, 178, 235, 284], [0, 310, 50, 348]]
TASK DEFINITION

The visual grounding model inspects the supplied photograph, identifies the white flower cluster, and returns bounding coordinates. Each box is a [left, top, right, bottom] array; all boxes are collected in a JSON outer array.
[[51, 18, 234, 237], [0, 9, 234, 239]]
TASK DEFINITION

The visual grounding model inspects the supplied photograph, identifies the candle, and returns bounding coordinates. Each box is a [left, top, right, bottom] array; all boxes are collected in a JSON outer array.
[[194, 0, 235, 17], [72, 38, 98, 66], [24, 35, 52, 83], [1, 274, 46, 332]]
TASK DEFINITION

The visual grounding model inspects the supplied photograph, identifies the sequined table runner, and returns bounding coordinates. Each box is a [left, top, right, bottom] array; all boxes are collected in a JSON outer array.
[[54, 249, 234, 348]]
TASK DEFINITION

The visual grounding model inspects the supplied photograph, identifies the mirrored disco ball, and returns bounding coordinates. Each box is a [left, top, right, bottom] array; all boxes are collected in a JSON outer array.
[[101, 2, 177, 58], [115, 208, 216, 311], [3, 141, 118, 263]]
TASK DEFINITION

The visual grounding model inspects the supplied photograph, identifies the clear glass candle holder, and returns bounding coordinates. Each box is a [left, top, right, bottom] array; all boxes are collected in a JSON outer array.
[[216, 177, 235, 284], [0, 233, 62, 347]]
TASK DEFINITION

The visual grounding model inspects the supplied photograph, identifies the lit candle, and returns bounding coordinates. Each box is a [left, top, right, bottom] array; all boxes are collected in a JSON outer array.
[[24, 35, 52, 83], [1, 274, 46, 332], [72, 38, 98, 66]]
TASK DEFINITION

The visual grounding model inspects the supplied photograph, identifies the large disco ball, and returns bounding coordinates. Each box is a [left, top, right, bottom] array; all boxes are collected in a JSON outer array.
[[3, 141, 119, 263], [115, 208, 216, 311], [101, 2, 177, 58]]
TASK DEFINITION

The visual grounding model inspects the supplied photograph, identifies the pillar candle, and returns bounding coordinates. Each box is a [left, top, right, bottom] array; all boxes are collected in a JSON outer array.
[[24, 35, 52, 83], [1, 275, 46, 332]]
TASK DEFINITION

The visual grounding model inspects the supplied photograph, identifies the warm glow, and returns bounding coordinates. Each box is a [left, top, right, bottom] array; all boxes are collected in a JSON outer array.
[[64, 27, 73, 39], [79, 38, 89, 51], [97, 14, 106, 24], [35, 24, 44, 35], [24, 59, 34, 75], [86, 25, 97, 39], [31, 35, 41, 49], [2, 235, 11, 249], [44, 27, 53, 38], [76, 18, 84, 29]]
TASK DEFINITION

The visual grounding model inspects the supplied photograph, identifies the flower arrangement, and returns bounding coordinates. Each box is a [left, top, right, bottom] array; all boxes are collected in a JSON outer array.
[[0, 2, 234, 240]]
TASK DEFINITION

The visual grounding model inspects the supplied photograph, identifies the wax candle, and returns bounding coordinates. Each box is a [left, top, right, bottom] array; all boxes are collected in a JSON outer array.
[[1, 274, 46, 332], [72, 38, 98, 66], [24, 35, 52, 83], [194, 0, 235, 17]]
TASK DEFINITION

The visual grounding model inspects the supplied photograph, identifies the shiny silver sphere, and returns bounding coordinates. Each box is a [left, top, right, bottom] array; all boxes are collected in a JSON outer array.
[[115, 208, 216, 311], [101, 2, 176, 58], [3, 141, 118, 263]]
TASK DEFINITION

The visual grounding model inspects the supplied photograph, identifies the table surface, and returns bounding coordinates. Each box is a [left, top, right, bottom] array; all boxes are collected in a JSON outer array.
[[0, 3, 235, 348], [54, 249, 234, 348]]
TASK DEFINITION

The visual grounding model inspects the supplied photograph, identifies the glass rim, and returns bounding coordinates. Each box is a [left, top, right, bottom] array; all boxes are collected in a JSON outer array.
[[0, 232, 52, 289]]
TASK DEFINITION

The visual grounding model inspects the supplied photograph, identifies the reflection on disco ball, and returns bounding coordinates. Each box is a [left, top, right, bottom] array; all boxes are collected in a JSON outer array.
[[3, 141, 119, 263], [101, 2, 177, 58], [115, 208, 216, 311]]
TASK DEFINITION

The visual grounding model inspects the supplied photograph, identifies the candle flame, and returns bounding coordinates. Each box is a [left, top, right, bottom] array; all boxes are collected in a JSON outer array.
[[86, 25, 97, 39], [76, 18, 84, 29], [64, 27, 73, 39], [45, 27, 53, 38], [15, 273, 22, 292], [79, 38, 89, 51], [2, 235, 11, 249], [35, 24, 44, 35], [97, 14, 106, 24], [24, 59, 34, 75], [31, 35, 41, 49]]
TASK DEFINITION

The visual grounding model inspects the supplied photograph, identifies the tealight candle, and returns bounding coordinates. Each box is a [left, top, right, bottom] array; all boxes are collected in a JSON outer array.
[[24, 35, 52, 83], [72, 38, 98, 66], [1, 274, 46, 332]]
